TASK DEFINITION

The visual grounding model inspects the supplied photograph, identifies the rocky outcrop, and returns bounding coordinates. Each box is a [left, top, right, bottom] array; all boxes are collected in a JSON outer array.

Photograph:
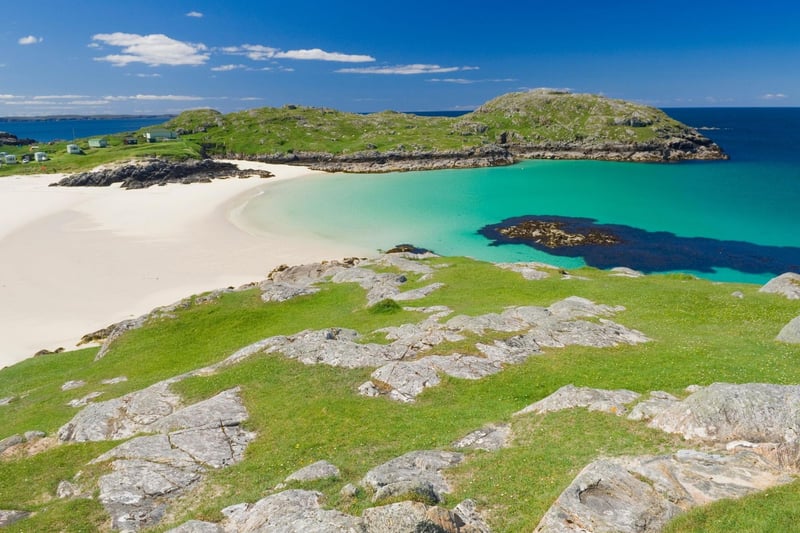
[[649, 383, 800, 443], [495, 261, 559, 280], [0, 510, 31, 527], [777, 315, 800, 343], [626, 391, 680, 422], [534, 450, 792, 533], [361, 450, 464, 503], [170, 491, 489, 532], [514, 385, 641, 417], [51, 158, 273, 189], [759, 272, 800, 299], [285, 460, 341, 483], [453, 423, 512, 452], [0, 131, 36, 145], [60, 386, 255, 530]]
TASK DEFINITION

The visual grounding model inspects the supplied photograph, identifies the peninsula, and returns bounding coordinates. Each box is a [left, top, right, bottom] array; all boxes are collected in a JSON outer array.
[[0, 90, 726, 179]]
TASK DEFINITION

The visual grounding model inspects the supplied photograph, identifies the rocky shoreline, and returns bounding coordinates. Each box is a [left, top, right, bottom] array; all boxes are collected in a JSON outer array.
[[50, 158, 273, 189], [222, 134, 727, 173]]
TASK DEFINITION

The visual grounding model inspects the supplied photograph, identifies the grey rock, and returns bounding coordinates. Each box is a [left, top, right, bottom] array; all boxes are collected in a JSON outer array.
[[260, 281, 319, 303], [267, 260, 351, 286], [222, 489, 362, 532], [362, 500, 429, 532], [166, 520, 223, 533], [759, 272, 800, 299], [534, 450, 792, 533], [358, 381, 381, 397], [777, 315, 800, 343], [340, 483, 359, 499], [627, 391, 680, 422], [731, 290, 745, 299], [89, 388, 255, 530], [0, 510, 30, 527], [61, 379, 86, 391], [496, 262, 556, 280], [515, 384, 641, 417], [362, 450, 464, 503], [58, 381, 183, 442], [101, 376, 128, 385], [454, 499, 492, 533], [23, 430, 46, 441], [285, 460, 341, 482], [0, 396, 15, 406], [67, 391, 104, 407], [453, 423, 512, 451], [57, 480, 79, 499], [650, 382, 800, 443], [0, 434, 24, 454], [610, 266, 644, 278]]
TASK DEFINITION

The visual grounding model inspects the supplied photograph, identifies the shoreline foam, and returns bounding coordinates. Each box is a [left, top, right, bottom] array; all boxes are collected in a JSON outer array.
[[0, 161, 372, 368]]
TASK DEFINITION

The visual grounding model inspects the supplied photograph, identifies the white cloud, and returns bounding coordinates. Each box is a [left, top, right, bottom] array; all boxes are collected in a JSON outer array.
[[92, 32, 209, 66], [33, 94, 86, 100], [0, 94, 17, 99], [224, 44, 373, 62], [211, 64, 247, 72], [133, 73, 162, 78], [761, 93, 788, 100], [274, 48, 375, 62], [104, 94, 206, 101], [428, 77, 516, 84], [186, 11, 204, 18], [18, 35, 43, 45], [337, 64, 478, 75], [240, 97, 263, 101]]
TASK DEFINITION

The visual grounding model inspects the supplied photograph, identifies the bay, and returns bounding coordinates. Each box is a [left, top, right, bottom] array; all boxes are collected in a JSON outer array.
[[232, 108, 800, 284], [0, 116, 171, 143]]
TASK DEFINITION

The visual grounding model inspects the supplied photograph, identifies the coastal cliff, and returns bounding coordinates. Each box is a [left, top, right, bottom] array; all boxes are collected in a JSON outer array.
[[170, 89, 727, 172]]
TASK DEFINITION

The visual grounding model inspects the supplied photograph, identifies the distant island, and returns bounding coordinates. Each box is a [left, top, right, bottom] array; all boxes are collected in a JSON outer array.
[[0, 114, 175, 123], [167, 89, 728, 172]]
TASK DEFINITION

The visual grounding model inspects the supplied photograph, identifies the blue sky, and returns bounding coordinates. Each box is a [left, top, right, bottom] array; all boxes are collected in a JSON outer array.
[[1, 0, 798, 116]]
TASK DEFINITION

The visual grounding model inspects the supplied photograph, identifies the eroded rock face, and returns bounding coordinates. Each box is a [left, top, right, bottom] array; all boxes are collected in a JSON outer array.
[[649, 383, 800, 443], [533, 450, 792, 532], [515, 385, 641, 417], [759, 272, 800, 300]]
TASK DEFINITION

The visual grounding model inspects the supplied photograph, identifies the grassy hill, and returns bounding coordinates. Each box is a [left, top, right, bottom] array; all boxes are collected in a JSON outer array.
[[1, 257, 798, 531], [0, 90, 725, 178]]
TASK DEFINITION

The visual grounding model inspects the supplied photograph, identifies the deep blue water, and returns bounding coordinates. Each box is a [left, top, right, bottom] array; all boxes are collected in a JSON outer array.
[[0, 117, 171, 143], [241, 107, 800, 284]]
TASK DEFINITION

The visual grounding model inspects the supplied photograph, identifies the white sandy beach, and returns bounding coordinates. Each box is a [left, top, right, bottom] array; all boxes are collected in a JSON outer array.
[[0, 161, 372, 368]]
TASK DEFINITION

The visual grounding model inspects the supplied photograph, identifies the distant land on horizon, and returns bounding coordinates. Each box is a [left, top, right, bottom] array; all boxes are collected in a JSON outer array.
[[0, 114, 177, 123]]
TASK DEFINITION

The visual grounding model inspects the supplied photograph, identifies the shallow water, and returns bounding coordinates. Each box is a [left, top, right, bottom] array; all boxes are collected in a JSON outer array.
[[239, 108, 800, 284]]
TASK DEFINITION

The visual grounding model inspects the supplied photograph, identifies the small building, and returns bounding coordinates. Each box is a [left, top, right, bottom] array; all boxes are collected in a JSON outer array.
[[4, 154, 17, 164], [67, 144, 82, 155], [88, 138, 108, 148], [34, 151, 48, 162], [124, 136, 138, 145], [144, 128, 177, 143]]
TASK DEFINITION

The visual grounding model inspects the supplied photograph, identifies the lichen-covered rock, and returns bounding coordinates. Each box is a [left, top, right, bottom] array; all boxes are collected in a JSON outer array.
[[285, 460, 341, 482], [166, 520, 223, 533], [515, 385, 641, 417], [649, 382, 800, 443], [627, 391, 680, 422], [759, 272, 800, 299], [361, 450, 464, 503], [61, 379, 86, 391], [222, 489, 362, 532], [453, 423, 512, 451], [534, 450, 792, 532], [495, 262, 557, 280], [777, 315, 800, 343], [0, 510, 31, 528]]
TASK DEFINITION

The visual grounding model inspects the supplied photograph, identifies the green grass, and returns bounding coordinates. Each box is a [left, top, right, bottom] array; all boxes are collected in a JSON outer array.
[[1, 257, 799, 531]]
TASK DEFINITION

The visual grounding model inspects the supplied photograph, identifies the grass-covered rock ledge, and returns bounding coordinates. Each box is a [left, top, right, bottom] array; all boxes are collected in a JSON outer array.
[[2, 254, 800, 531]]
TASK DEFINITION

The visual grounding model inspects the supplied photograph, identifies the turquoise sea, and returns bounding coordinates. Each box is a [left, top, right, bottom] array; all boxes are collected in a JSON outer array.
[[240, 108, 800, 285]]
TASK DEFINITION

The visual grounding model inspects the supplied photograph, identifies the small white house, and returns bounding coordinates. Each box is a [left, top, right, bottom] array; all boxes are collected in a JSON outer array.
[[34, 151, 48, 162], [88, 138, 108, 148], [4, 154, 17, 164], [67, 144, 82, 154], [145, 128, 178, 143]]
